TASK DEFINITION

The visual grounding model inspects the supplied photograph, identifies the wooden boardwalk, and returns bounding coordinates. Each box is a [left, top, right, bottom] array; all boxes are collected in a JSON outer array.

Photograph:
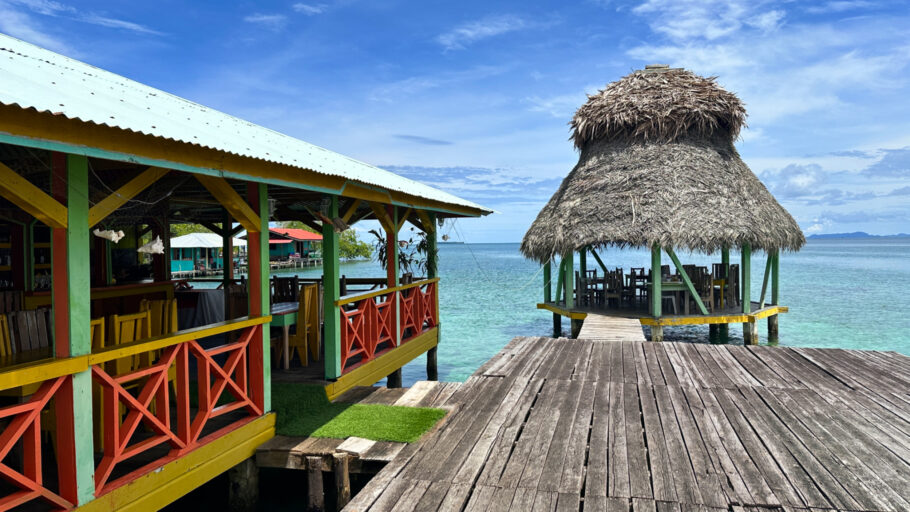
[[345, 338, 910, 512], [577, 314, 647, 341]]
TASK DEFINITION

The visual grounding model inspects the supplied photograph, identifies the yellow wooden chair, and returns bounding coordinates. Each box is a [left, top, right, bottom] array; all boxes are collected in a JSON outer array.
[[287, 284, 321, 365], [0, 314, 11, 358], [108, 310, 152, 376], [140, 298, 178, 395]]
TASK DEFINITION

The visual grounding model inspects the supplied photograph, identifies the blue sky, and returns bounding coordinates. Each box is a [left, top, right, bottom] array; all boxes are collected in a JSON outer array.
[[1, 0, 909, 242]]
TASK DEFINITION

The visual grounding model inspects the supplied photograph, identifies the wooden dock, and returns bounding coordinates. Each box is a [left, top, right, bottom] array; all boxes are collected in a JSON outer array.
[[346, 337, 910, 511], [576, 314, 646, 341]]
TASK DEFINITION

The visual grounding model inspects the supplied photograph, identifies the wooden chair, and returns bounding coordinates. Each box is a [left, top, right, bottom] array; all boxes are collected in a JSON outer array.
[[285, 284, 321, 366], [141, 298, 178, 338], [272, 276, 299, 304], [694, 271, 714, 314], [226, 282, 249, 320], [0, 291, 22, 314], [0, 314, 11, 358], [8, 309, 52, 354], [603, 271, 622, 308], [729, 264, 741, 308], [107, 310, 152, 376]]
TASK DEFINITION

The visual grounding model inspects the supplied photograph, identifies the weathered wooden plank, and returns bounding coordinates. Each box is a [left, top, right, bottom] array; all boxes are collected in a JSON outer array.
[[557, 380, 596, 493], [585, 381, 609, 498], [498, 381, 563, 488], [462, 484, 496, 512], [608, 381, 631, 498], [665, 385, 726, 508], [624, 383, 652, 499], [652, 384, 702, 505], [531, 491, 558, 512], [638, 381, 675, 502]]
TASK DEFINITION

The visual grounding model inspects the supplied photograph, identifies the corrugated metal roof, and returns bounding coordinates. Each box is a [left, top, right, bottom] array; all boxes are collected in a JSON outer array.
[[0, 34, 490, 215], [270, 228, 322, 241]]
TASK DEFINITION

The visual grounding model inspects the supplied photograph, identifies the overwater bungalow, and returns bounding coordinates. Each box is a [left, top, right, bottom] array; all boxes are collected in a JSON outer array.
[[267, 227, 322, 261], [170, 232, 247, 277], [522, 65, 805, 343], [0, 34, 489, 510]]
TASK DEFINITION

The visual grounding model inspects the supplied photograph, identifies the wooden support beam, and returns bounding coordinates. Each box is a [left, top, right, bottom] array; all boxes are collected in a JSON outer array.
[[340, 198, 361, 224], [195, 175, 261, 232], [759, 254, 773, 308], [741, 243, 751, 314], [368, 201, 394, 232], [416, 209, 435, 233], [564, 253, 574, 309], [721, 245, 730, 307], [0, 161, 67, 228], [333, 453, 351, 510], [771, 250, 779, 305], [323, 196, 342, 380], [588, 247, 609, 274], [398, 208, 412, 233], [555, 258, 565, 304], [197, 220, 222, 235], [88, 166, 169, 227], [404, 211, 427, 233], [665, 247, 708, 316]]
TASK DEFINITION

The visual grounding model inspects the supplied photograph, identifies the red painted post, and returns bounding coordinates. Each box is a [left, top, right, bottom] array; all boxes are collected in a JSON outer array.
[[50, 153, 79, 503]]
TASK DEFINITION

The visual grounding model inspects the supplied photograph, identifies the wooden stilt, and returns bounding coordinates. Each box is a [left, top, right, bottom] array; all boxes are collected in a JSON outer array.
[[570, 318, 583, 339], [650, 324, 664, 342], [426, 346, 438, 381], [553, 313, 562, 338], [227, 458, 259, 512], [307, 456, 325, 511], [743, 321, 758, 345], [708, 323, 718, 340], [718, 323, 729, 340], [333, 453, 351, 511], [387, 368, 402, 388], [768, 314, 779, 345]]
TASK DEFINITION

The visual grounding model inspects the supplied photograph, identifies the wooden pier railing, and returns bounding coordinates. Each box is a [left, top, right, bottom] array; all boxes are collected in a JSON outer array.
[[0, 315, 272, 509], [336, 278, 438, 375]]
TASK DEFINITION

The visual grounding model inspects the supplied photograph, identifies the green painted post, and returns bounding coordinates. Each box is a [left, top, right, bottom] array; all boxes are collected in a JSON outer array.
[[771, 250, 779, 305], [323, 196, 341, 380], [579, 248, 587, 305], [386, 207, 402, 388], [665, 248, 708, 315], [650, 245, 662, 318], [759, 255, 772, 308], [741, 243, 751, 314], [426, 212, 438, 381], [555, 258, 565, 304], [564, 252, 574, 309], [543, 262, 552, 303], [65, 155, 95, 504], [254, 184, 271, 410], [588, 248, 609, 274], [650, 244, 663, 341], [427, 212, 438, 280]]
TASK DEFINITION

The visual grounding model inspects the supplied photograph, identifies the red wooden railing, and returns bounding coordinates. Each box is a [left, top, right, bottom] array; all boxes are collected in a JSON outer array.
[[92, 323, 264, 495], [338, 278, 438, 374], [0, 376, 74, 510], [0, 317, 269, 510]]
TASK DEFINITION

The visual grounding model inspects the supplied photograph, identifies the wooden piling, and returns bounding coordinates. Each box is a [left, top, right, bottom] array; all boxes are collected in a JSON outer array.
[[743, 321, 758, 345], [650, 325, 664, 342], [553, 313, 562, 337], [570, 318, 583, 339], [426, 346, 438, 381], [307, 456, 325, 511], [386, 369, 402, 388], [227, 458, 259, 512], [333, 453, 351, 510], [768, 314, 779, 344]]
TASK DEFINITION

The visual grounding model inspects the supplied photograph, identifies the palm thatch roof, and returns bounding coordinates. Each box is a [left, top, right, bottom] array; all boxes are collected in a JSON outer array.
[[521, 65, 805, 263]]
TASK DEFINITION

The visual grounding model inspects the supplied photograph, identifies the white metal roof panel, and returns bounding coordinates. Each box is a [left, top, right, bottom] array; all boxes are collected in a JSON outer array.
[[170, 232, 246, 249], [0, 34, 490, 214]]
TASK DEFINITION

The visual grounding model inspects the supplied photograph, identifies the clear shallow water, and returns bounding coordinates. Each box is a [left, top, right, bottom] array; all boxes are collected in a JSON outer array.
[[242, 239, 910, 386]]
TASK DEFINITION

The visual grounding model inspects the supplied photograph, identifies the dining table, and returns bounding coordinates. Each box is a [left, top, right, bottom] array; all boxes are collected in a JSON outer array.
[[270, 301, 299, 370]]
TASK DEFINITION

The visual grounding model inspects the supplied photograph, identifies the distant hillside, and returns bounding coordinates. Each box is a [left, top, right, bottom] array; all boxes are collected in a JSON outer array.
[[808, 231, 910, 239]]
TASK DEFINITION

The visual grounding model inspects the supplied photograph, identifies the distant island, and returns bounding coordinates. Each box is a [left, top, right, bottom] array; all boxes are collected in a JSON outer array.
[[808, 231, 910, 239]]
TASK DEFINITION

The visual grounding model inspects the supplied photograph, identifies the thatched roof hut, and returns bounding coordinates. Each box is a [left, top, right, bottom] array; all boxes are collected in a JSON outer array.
[[521, 65, 805, 263]]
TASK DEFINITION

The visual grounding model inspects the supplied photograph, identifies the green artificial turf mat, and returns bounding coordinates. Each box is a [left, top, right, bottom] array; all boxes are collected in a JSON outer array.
[[272, 382, 446, 443]]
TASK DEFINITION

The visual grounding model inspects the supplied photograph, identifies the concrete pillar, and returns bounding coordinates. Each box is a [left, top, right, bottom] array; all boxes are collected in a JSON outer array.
[[228, 458, 259, 512]]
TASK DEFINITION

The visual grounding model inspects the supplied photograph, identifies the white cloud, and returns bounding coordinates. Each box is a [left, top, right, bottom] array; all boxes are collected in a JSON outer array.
[[746, 9, 785, 32], [80, 13, 162, 35], [292, 3, 326, 15], [0, 4, 72, 53], [437, 14, 528, 51], [805, 1, 876, 14], [243, 13, 288, 30]]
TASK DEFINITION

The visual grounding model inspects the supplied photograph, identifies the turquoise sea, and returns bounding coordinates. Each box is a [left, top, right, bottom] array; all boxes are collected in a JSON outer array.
[[264, 239, 910, 386]]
